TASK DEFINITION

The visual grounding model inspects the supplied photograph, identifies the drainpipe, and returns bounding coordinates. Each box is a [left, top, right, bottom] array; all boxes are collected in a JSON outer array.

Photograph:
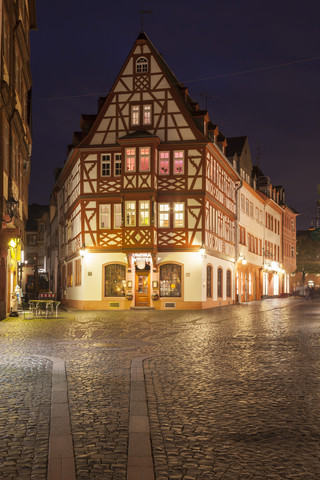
[[234, 179, 242, 302]]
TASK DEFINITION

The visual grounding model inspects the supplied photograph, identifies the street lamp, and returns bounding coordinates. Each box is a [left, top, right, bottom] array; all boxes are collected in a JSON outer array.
[[2, 196, 19, 223]]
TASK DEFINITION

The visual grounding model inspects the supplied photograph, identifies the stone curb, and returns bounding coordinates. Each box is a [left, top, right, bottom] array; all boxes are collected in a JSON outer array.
[[32, 355, 76, 480], [127, 356, 154, 480]]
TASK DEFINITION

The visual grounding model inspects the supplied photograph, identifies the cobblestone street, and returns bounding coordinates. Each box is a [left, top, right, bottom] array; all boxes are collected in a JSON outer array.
[[1, 297, 320, 479]]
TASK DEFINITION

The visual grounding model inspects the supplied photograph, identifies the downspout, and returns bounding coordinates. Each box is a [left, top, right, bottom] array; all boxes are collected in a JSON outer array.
[[234, 179, 242, 301]]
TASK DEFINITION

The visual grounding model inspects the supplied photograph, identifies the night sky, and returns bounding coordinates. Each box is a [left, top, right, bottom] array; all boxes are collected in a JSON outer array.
[[29, 0, 320, 229]]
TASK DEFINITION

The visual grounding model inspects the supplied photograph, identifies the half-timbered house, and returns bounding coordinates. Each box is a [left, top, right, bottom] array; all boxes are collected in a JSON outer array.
[[54, 32, 241, 310]]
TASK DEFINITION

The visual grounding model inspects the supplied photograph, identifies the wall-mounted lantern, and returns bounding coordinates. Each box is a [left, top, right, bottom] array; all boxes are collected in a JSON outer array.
[[2, 196, 19, 224]]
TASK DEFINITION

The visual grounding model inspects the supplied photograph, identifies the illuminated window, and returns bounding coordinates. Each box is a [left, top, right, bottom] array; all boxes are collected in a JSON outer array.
[[114, 204, 122, 229], [174, 151, 184, 174], [174, 203, 184, 228], [159, 204, 170, 228], [67, 262, 73, 287], [75, 259, 82, 286], [139, 201, 150, 226], [100, 205, 111, 229], [140, 147, 150, 171], [136, 57, 148, 73], [159, 152, 169, 175], [125, 201, 136, 226], [101, 154, 111, 176], [125, 148, 136, 172], [115, 154, 122, 176], [143, 105, 152, 125], [160, 264, 181, 297], [132, 106, 140, 125], [104, 264, 126, 297]]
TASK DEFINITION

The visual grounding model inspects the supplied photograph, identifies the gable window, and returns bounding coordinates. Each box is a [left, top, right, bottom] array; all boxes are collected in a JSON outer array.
[[136, 57, 148, 73], [140, 147, 150, 171], [207, 265, 212, 298], [115, 154, 122, 176], [125, 201, 136, 226], [125, 148, 136, 172], [160, 264, 182, 297], [143, 105, 152, 125], [139, 201, 150, 226], [132, 105, 140, 126], [100, 205, 111, 229], [102, 154, 111, 176], [174, 203, 184, 228], [159, 204, 170, 227], [114, 204, 122, 229], [159, 152, 169, 175], [105, 264, 126, 297], [174, 151, 184, 174]]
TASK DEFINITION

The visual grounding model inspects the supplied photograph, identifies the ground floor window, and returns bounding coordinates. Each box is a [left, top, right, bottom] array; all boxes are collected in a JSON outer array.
[[75, 259, 81, 286], [105, 264, 126, 297], [160, 264, 181, 297], [217, 267, 223, 298], [226, 270, 231, 297], [207, 265, 212, 298]]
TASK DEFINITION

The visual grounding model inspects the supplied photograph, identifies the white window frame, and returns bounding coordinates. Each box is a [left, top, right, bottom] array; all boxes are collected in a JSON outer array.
[[114, 204, 122, 229], [159, 203, 170, 228], [174, 202, 184, 228], [100, 204, 111, 229], [115, 154, 122, 176], [143, 105, 152, 125], [139, 201, 150, 226], [125, 201, 136, 227], [125, 148, 136, 172], [136, 57, 148, 73], [101, 154, 111, 177], [139, 147, 150, 172], [159, 152, 170, 175], [131, 105, 140, 126], [173, 151, 184, 175]]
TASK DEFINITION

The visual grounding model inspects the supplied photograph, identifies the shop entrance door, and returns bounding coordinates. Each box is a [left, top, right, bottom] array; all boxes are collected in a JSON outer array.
[[135, 272, 150, 307]]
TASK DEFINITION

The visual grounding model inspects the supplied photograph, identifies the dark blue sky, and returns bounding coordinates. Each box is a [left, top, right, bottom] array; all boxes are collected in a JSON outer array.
[[30, 0, 320, 229]]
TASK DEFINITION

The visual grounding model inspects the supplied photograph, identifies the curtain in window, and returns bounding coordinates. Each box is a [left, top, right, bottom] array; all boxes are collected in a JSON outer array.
[[160, 264, 181, 297], [105, 264, 126, 297]]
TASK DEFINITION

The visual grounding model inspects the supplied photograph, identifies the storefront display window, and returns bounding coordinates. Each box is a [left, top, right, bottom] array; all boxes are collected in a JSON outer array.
[[105, 264, 126, 297], [160, 264, 181, 297]]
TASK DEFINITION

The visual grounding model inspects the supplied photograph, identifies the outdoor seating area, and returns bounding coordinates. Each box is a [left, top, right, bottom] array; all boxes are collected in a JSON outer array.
[[17, 293, 61, 319]]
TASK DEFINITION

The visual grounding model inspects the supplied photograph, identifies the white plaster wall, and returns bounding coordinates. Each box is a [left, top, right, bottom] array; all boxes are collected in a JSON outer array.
[[204, 253, 235, 302]]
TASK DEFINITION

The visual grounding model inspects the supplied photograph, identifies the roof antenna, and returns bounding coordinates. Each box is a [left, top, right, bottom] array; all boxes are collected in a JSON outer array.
[[140, 0, 152, 32]]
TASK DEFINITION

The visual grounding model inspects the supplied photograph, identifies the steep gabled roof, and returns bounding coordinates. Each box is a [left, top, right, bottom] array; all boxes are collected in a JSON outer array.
[[225, 136, 247, 158]]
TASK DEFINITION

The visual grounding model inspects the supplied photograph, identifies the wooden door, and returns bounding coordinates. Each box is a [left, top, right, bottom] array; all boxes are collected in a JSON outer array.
[[135, 272, 150, 307]]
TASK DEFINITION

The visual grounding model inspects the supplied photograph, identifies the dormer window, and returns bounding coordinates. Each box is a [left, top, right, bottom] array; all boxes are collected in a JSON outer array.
[[136, 57, 148, 73]]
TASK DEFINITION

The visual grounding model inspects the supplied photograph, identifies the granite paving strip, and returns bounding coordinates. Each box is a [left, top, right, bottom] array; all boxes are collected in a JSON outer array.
[[127, 356, 154, 480], [32, 355, 76, 480]]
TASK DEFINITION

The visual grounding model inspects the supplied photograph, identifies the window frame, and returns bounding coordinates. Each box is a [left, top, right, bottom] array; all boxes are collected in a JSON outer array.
[[125, 148, 136, 173], [104, 264, 126, 297], [139, 147, 150, 172], [115, 153, 122, 176], [173, 151, 184, 175], [101, 154, 111, 177], [139, 200, 150, 227], [99, 204, 111, 229], [207, 265, 213, 298], [173, 202, 185, 228], [159, 151, 170, 175], [159, 263, 182, 298], [125, 201, 136, 227], [136, 56, 148, 73], [159, 203, 170, 228], [217, 267, 223, 298]]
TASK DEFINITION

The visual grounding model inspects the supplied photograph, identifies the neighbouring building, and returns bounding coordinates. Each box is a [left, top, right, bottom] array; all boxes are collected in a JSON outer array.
[[0, 1, 36, 318], [48, 32, 297, 310], [23, 204, 49, 299]]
